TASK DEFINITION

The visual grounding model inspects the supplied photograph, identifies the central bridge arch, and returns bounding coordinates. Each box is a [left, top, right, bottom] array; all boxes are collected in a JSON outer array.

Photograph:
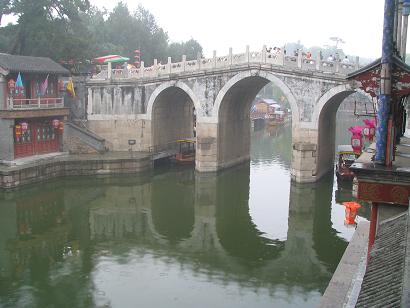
[[196, 70, 299, 171]]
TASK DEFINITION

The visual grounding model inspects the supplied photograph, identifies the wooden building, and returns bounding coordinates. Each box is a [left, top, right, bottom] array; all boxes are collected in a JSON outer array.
[[0, 54, 70, 161]]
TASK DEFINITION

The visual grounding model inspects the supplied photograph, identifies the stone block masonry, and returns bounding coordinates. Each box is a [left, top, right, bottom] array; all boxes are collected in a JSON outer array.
[[0, 152, 152, 189]]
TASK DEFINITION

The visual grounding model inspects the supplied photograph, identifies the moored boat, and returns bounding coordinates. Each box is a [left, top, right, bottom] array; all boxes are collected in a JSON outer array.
[[336, 145, 358, 181]]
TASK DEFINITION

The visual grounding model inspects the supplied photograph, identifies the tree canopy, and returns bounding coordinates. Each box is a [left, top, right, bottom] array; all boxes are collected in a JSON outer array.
[[0, 1, 202, 68]]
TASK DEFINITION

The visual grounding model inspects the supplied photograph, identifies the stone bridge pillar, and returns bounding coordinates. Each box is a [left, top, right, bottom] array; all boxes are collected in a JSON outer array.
[[195, 119, 219, 172], [291, 124, 319, 183]]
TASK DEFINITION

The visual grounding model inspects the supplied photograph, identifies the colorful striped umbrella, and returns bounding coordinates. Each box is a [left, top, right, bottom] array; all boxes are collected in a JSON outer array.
[[94, 55, 130, 64], [94, 55, 120, 62]]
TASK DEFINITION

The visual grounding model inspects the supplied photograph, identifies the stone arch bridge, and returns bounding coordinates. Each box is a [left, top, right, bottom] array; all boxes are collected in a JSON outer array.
[[85, 47, 366, 182]]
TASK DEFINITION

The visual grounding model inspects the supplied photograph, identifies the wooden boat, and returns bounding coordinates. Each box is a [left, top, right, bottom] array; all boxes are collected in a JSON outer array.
[[336, 145, 358, 181], [172, 139, 195, 165]]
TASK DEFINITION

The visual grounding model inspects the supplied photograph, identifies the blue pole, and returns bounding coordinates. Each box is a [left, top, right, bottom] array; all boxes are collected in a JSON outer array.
[[375, 0, 395, 163]]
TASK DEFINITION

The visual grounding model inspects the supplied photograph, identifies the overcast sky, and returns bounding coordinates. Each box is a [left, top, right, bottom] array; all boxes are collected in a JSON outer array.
[[0, 0, 396, 59], [89, 0, 389, 59]]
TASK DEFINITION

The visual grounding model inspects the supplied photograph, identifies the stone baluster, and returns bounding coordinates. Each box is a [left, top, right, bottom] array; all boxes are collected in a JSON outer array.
[[262, 45, 267, 63], [355, 56, 360, 70], [0, 75, 6, 110], [246, 45, 250, 63], [167, 57, 172, 74], [182, 55, 186, 72], [335, 61, 340, 73], [140, 61, 145, 78], [316, 53, 321, 70], [197, 52, 201, 70], [107, 62, 112, 80], [297, 51, 303, 68], [279, 46, 285, 66], [153, 59, 158, 77], [229, 48, 233, 66], [213, 50, 217, 68]]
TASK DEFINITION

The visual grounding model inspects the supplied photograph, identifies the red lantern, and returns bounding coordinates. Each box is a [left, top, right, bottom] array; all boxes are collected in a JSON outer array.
[[52, 119, 60, 129], [348, 126, 364, 155], [363, 119, 376, 142], [15, 125, 22, 137], [7, 79, 16, 94], [343, 201, 361, 225], [58, 121, 64, 133], [58, 80, 65, 92], [21, 122, 28, 132]]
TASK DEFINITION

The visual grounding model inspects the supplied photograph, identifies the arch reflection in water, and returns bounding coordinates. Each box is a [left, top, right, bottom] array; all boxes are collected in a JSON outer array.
[[0, 165, 350, 308]]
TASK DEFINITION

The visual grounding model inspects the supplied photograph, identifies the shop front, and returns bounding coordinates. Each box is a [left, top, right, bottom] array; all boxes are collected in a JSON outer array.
[[14, 118, 64, 159]]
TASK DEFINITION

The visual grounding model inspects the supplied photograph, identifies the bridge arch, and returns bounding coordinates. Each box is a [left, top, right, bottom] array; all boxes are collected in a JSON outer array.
[[146, 81, 201, 121], [313, 84, 373, 179], [146, 81, 200, 149], [209, 70, 299, 169], [212, 70, 300, 123]]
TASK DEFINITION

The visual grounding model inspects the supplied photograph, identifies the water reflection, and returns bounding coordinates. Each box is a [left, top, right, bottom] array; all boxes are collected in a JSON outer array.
[[0, 164, 353, 307], [0, 116, 371, 308]]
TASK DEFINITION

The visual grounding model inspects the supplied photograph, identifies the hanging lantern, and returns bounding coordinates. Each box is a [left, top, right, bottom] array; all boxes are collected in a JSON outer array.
[[8, 79, 16, 94], [342, 201, 361, 225], [52, 119, 60, 129], [58, 121, 64, 133], [58, 80, 65, 92], [15, 124, 22, 137], [348, 126, 364, 155], [21, 122, 28, 132], [363, 119, 376, 142]]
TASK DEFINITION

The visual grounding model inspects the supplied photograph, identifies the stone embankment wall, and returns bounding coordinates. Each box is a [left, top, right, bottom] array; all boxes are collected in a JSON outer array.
[[0, 154, 152, 189]]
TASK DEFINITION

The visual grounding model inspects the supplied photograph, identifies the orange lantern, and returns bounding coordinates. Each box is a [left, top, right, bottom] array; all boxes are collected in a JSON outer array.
[[15, 124, 22, 137], [342, 201, 361, 225], [58, 121, 64, 133]]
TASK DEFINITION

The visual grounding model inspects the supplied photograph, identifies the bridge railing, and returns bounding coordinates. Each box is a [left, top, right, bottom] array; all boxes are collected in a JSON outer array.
[[91, 45, 361, 81]]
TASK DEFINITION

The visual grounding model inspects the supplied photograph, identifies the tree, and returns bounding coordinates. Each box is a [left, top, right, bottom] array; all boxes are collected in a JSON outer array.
[[0, 1, 203, 68], [168, 39, 202, 62], [0, 0, 91, 58]]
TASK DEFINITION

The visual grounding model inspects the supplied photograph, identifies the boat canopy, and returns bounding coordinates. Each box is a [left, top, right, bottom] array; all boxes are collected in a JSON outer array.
[[337, 145, 354, 154], [176, 138, 196, 143]]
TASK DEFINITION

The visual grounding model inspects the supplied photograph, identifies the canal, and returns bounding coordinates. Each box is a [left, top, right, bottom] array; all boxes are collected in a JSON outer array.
[[0, 111, 369, 308]]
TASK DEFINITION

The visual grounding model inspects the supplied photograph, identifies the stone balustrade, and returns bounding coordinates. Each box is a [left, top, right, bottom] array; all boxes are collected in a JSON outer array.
[[91, 46, 360, 81]]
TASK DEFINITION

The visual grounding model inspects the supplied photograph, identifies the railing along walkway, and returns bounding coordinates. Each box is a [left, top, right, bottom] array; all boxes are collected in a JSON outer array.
[[8, 97, 64, 110], [92, 46, 360, 81]]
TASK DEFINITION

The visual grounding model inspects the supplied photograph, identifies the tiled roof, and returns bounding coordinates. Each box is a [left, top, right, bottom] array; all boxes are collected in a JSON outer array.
[[356, 212, 408, 307], [0, 53, 69, 75]]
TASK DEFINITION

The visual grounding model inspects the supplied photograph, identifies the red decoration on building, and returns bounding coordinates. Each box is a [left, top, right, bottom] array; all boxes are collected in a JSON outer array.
[[15, 125, 22, 137], [58, 80, 65, 92], [7, 79, 16, 94], [52, 119, 60, 129], [363, 119, 376, 142], [348, 126, 364, 155], [21, 122, 28, 132]]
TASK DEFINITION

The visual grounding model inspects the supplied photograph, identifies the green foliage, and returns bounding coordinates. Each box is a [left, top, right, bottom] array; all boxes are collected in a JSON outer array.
[[168, 39, 203, 62], [0, 1, 203, 68]]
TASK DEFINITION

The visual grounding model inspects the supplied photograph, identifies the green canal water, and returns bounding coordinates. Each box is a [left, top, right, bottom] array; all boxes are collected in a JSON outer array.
[[0, 114, 369, 308]]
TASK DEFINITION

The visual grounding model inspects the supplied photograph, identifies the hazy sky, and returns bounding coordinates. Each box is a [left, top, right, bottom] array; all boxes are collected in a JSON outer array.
[[90, 0, 389, 59], [0, 0, 395, 59]]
